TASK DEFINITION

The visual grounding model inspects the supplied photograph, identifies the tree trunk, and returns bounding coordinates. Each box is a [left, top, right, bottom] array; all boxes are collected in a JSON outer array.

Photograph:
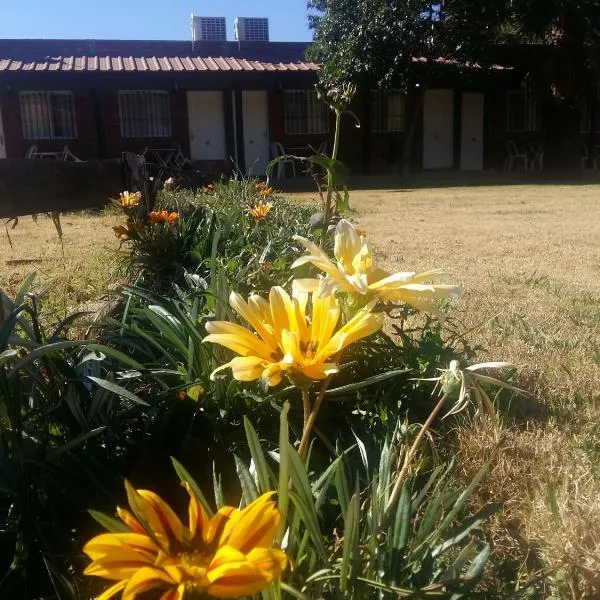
[[401, 90, 425, 176]]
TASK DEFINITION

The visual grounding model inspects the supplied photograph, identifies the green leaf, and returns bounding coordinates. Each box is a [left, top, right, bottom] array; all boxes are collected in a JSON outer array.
[[280, 582, 311, 600], [43, 556, 76, 600], [171, 457, 214, 517], [325, 368, 410, 396], [433, 502, 501, 559], [449, 543, 492, 600], [46, 427, 107, 460], [234, 455, 259, 505], [88, 509, 131, 534], [14, 272, 36, 307], [244, 417, 274, 493], [340, 491, 360, 596], [288, 490, 328, 562], [86, 376, 148, 406]]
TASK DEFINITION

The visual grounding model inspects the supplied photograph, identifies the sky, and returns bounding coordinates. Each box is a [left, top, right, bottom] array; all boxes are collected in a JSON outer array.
[[0, 0, 313, 41]]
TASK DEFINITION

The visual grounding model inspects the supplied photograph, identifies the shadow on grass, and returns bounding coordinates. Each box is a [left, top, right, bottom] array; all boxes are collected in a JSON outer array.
[[274, 170, 600, 194]]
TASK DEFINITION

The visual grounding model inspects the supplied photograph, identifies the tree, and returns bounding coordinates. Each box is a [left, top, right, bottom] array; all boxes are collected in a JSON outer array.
[[308, 0, 600, 173], [306, 0, 504, 173]]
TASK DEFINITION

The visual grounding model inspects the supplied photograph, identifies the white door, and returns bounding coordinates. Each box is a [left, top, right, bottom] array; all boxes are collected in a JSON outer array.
[[242, 91, 270, 175], [423, 89, 454, 169], [460, 93, 484, 170], [187, 91, 226, 161], [0, 105, 6, 159]]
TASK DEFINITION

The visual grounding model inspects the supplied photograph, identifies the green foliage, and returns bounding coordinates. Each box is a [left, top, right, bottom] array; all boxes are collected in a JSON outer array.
[[121, 178, 317, 295], [0, 276, 160, 598], [174, 408, 497, 599]]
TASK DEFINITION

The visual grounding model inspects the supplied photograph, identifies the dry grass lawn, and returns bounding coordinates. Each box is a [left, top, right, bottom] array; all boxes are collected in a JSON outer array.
[[339, 181, 600, 597], [0, 211, 122, 322], [1, 181, 599, 595]]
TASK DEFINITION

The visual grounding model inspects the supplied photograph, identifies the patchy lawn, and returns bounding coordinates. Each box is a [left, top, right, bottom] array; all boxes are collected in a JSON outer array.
[[342, 181, 600, 595], [2, 180, 599, 594], [0, 211, 122, 322]]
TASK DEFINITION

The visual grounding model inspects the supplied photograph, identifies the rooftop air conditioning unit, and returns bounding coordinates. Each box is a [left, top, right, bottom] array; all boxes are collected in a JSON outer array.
[[191, 15, 227, 42], [234, 17, 269, 42]]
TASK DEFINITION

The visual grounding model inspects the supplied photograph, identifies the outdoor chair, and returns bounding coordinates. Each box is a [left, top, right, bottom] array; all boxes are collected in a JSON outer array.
[[24, 145, 38, 159], [504, 140, 528, 172], [60, 145, 84, 162], [315, 140, 328, 155], [581, 144, 598, 170], [270, 142, 296, 178]]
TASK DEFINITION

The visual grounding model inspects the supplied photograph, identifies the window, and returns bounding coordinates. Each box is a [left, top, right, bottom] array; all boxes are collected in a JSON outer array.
[[284, 90, 328, 135], [370, 90, 406, 133], [118, 91, 172, 138], [506, 91, 541, 132], [19, 91, 77, 140]]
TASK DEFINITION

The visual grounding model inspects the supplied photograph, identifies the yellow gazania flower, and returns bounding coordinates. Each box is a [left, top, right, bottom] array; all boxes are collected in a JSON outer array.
[[247, 201, 273, 222], [84, 481, 288, 600], [203, 283, 383, 387], [150, 210, 179, 224], [112, 191, 142, 210], [292, 219, 459, 312]]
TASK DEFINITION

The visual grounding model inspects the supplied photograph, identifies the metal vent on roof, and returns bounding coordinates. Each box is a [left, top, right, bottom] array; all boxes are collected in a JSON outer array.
[[191, 14, 227, 42], [234, 17, 269, 42]]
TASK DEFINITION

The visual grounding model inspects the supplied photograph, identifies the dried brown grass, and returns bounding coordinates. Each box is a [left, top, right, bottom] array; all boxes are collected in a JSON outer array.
[[338, 181, 600, 597], [0, 211, 122, 322]]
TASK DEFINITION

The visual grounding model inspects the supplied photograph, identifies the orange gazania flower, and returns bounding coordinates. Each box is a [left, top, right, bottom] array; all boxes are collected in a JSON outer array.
[[150, 210, 179, 224], [112, 219, 141, 238], [83, 481, 288, 599], [247, 201, 273, 222], [256, 182, 273, 198]]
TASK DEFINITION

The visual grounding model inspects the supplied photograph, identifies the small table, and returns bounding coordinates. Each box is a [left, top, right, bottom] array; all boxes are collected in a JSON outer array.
[[30, 151, 62, 159]]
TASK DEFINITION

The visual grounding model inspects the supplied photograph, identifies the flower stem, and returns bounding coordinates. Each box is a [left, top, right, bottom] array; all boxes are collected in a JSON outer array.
[[382, 393, 449, 525], [298, 377, 333, 462]]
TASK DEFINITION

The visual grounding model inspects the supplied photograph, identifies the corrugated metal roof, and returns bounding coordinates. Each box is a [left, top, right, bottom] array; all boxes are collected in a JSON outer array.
[[0, 39, 319, 73]]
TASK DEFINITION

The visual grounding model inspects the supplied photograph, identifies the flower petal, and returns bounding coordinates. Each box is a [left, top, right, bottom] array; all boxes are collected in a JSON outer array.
[[96, 580, 127, 600], [182, 481, 209, 542], [122, 567, 175, 600], [334, 219, 362, 274], [229, 356, 268, 382], [221, 492, 281, 553]]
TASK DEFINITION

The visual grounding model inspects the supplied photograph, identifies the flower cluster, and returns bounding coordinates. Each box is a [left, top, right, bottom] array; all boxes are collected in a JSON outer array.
[[292, 219, 459, 312], [84, 481, 288, 599], [150, 210, 179, 225], [203, 219, 458, 389], [256, 182, 273, 198]]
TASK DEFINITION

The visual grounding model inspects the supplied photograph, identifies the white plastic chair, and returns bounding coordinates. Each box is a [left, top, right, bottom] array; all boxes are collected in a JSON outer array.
[[270, 142, 296, 178], [581, 144, 598, 170], [504, 140, 528, 172], [60, 145, 83, 162], [24, 145, 38, 158], [316, 140, 328, 155]]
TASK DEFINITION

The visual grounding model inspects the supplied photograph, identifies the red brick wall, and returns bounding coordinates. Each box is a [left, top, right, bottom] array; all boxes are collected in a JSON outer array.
[[0, 88, 97, 159], [0, 82, 190, 160]]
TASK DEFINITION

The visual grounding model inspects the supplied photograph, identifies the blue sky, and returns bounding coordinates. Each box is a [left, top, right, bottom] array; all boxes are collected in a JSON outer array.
[[1, 0, 312, 41]]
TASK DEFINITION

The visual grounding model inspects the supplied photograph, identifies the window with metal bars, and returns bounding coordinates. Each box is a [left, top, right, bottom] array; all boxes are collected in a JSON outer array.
[[19, 91, 77, 140], [506, 91, 542, 132], [370, 89, 406, 133], [284, 90, 328, 135], [118, 91, 172, 138]]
